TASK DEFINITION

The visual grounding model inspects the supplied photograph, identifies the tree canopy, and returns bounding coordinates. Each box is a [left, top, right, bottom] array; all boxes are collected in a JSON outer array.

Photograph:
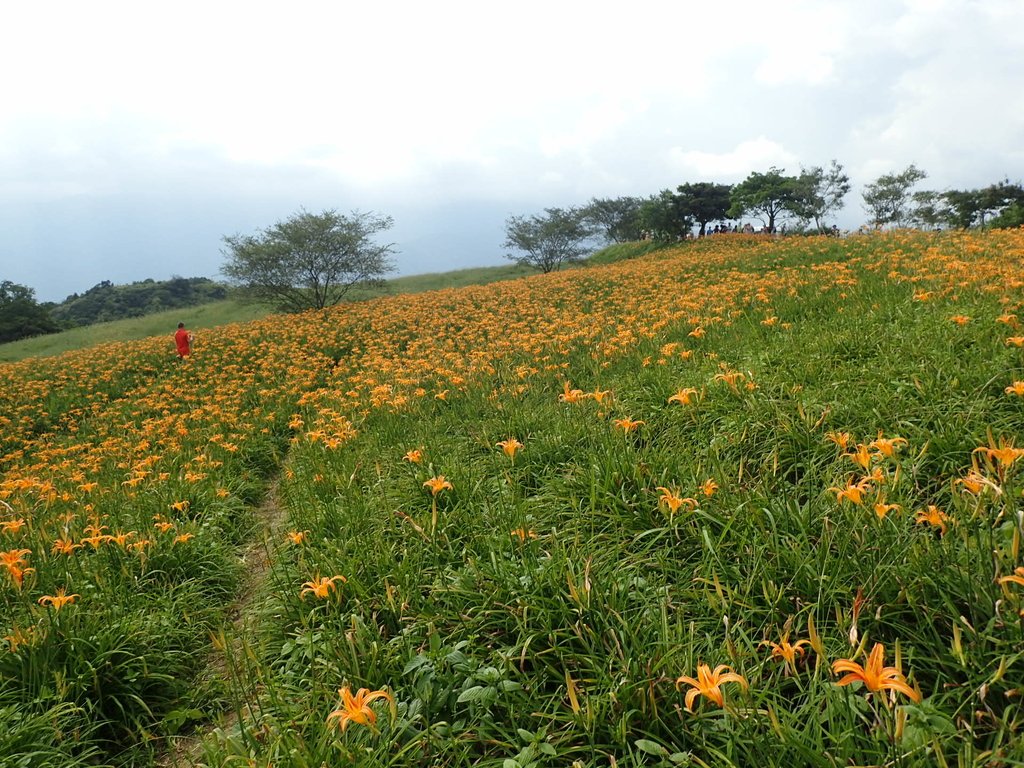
[[221, 209, 396, 311], [503, 207, 594, 273], [676, 183, 733, 237], [790, 160, 851, 233], [0, 281, 60, 343], [638, 191, 694, 241], [728, 168, 801, 233], [862, 165, 928, 228], [581, 197, 644, 243]]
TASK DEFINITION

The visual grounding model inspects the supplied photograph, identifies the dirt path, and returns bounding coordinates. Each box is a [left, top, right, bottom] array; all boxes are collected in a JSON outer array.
[[158, 477, 290, 767]]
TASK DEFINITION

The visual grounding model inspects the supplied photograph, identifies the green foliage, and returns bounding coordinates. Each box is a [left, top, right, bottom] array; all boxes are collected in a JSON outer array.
[[861, 164, 928, 228], [9, 232, 1024, 766], [790, 160, 851, 233], [639, 190, 693, 241], [728, 167, 802, 233], [0, 281, 60, 343], [581, 197, 645, 243], [222, 208, 397, 311], [676, 182, 733, 236], [0, 300, 269, 362], [991, 200, 1024, 229], [944, 181, 1024, 229], [51, 277, 229, 327], [503, 207, 595, 273]]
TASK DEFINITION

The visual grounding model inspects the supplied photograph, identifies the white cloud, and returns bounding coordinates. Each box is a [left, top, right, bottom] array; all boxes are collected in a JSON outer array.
[[669, 138, 800, 180], [1, 0, 1023, 297]]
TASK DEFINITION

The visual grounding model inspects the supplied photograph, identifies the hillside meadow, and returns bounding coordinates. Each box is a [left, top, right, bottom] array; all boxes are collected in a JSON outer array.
[[0, 264, 536, 364], [2, 230, 1024, 767]]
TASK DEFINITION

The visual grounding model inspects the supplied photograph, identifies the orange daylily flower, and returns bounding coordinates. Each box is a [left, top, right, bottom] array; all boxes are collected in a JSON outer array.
[[955, 471, 1000, 496], [700, 478, 719, 497], [51, 538, 81, 555], [998, 567, 1024, 588], [830, 479, 870, 506], [300, 574, 347, 600], [510, 528, 538, 542], [403, 448, 424, 464], [676, 663, 748, 711], [496, 438, 524, 461], [38, 588, 80, 610], [326, 686, 393, 732], [612, 417, 644, 433], [870, 435, 907, 458], [765, 635, 810, 673], [423, 476, 453, 496], [588, 389, 613, 404], [832, 642, 921, 702], [914, 505, 949, 535], [1, 548, 34, 589], [667, 387, 699, 406], [713, 371, 746, 393], [973, 437, 1024, 472], [846, 444, 873, 470], [873, 501, 901, 519], [825, 431, 852, 451], [109, 531, 135, 548], [286, 530, 310, 545], [1006, 336, 1024, 347], [656, 487, 698, 518], [0, 519, 26, 536], [3, 625, 36, 653], [558, 382, 586, 404], [1005, 381, 1024, 396]]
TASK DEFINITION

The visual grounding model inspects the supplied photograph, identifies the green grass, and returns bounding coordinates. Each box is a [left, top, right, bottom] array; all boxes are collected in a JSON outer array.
[[0, 300, 269, 362], [0, 262, 562, 363], [7, 232, 1024, 766], [1, 245, 651, 363]]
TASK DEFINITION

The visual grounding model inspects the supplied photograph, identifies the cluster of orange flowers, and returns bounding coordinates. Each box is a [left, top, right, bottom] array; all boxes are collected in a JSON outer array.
[[3, 228, 1024, 758]]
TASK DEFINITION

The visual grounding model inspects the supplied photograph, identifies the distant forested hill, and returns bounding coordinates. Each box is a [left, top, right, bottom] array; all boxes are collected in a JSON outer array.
[[50, 277, 229, 326]]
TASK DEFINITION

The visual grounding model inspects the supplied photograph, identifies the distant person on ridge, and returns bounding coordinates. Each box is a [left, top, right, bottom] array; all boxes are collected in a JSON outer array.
[[174, 322, 194, 358]]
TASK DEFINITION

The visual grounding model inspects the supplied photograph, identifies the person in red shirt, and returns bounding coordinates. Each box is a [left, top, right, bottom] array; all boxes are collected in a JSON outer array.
[[174, 322, 194, 358]]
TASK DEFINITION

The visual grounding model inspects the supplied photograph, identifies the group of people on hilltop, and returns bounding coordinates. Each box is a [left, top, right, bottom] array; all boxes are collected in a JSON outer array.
[[640, 222, 843, 241]]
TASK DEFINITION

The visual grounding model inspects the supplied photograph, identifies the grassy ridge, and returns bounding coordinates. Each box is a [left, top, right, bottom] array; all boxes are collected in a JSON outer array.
[[202, 231, 1024, 766], [0, 262, 544, 363], [3, 232, 1024, 766]]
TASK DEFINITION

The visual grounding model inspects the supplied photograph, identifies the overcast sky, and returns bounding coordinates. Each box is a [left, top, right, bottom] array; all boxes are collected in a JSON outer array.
[[2, 0, 1022, 302]]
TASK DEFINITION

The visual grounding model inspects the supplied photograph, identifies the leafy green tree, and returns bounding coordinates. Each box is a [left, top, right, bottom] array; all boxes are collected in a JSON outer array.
[[0, 281, 60, 343], [728, 167, 801, 234], [977, 181, 1024, 227], [911, 190, 948, 229], [923, 181, 1024, 230], [941, 189, 982, 229], [791, 160, 851, 233], [992, 202, 1024, 229], [581, 197, 644, 243], [503, 207, 594, 273], [676, 182, 733, 237], [222, 209, 396, 311], [637, 191, 694, 241], [862, 165, 928, 228]]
